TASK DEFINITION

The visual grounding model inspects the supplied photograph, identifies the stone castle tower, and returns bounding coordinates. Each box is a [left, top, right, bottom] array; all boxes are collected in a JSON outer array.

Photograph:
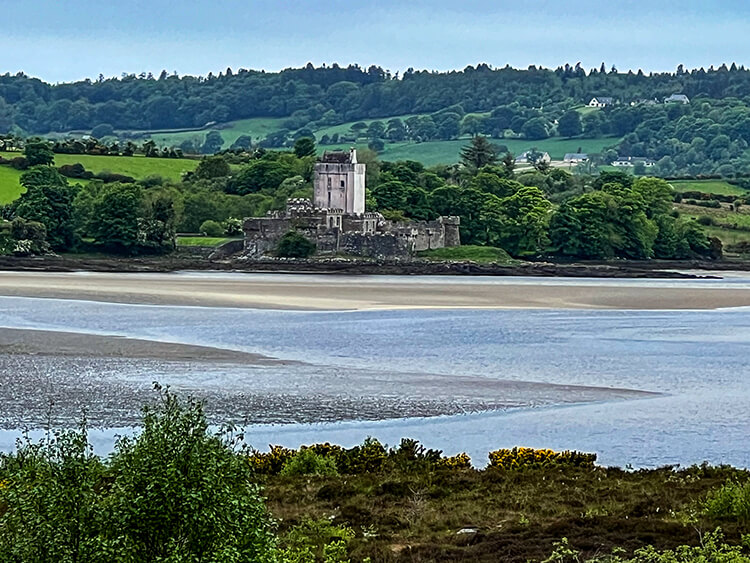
[[313, 148, 366, 214]]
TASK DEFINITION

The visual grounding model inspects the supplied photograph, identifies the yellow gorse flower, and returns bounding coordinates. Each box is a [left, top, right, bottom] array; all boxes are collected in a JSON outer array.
[[488, 447, 596, 470]]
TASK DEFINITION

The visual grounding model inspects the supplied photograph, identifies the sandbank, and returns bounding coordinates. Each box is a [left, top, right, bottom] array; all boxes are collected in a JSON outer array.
[[0, 271, 749, 310]]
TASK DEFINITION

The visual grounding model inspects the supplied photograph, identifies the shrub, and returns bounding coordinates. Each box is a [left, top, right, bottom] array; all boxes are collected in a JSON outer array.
[[277, 518, 355, 563], [222, 217, 243, 236], [276, 230, 315, 258], [107, 388, 277, 561], [199, 219, 224, 237], [439, 452, 473, 470], [95, 171, 136, 184], [705, 480, 750, 525], [248, 444, 296, 474], [488, 447, 597, 470], [280, 449, 338, 477], [58, 162, 94, 179], [697, 215, 715, 226]]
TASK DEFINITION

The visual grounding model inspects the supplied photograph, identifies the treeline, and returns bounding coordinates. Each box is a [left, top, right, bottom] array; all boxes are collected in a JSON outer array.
[[0, 136, 724, 260], [364, 138, 719, 260], [2, 62, 750, 135]]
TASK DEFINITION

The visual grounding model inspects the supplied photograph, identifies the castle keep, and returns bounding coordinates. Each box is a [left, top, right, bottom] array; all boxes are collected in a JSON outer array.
[[243, 149, 460, 259]]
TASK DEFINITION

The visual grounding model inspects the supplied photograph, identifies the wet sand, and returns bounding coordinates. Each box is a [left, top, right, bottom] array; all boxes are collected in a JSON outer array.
[[0, 327, 294, 366], [1, 271, 750, 310], [0, 327, 657, 429]]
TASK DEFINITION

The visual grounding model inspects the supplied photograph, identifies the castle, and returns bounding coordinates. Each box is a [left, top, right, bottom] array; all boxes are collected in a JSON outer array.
[[243, 149, 460, 259]]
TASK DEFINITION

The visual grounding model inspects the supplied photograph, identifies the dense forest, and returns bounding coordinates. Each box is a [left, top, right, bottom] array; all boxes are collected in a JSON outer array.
[[2, 63, 750, 133], [3, 63, 750, 175]]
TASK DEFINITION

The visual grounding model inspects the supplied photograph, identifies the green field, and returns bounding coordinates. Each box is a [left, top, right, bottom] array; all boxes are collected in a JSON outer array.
[[147, 117, 287, 149], [369, 136, 620, 166], [54, 154, 198, 181], [670, 179, 747, 196], [0, 154, 199, 204], [176, 236, 234, 247], [418, 245, 516, 264], [0, 166, 24, 204]]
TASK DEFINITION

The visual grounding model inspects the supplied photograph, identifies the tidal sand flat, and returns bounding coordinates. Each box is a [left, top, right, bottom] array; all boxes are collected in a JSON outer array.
[[2, 271, 750, 310], [0, 326, 653, 429]]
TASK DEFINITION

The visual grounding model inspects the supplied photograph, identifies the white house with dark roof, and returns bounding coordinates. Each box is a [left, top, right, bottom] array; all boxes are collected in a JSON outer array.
[[588, 97, 614, 107], [563, 153, 589, 163], [515, 150, 551, 165], [664, 94, 690, 104], [612, 157, 656, 167]]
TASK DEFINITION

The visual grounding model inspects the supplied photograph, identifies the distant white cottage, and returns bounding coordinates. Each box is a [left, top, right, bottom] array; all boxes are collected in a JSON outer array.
[[563, 153, 589, 163], [515, 150, 551, 165], [612, 157, 656, 167], [664, 94, 690, 104], [588, 97, 614, 107]]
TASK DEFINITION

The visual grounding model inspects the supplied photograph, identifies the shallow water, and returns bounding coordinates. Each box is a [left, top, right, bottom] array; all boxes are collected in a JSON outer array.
[[1, 280, 750, 468]]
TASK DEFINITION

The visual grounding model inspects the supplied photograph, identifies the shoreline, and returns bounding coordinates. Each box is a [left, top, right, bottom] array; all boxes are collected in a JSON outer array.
[[2, 270, 750, 310]]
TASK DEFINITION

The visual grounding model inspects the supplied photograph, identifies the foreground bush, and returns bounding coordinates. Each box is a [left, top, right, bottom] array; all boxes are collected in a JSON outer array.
[[0, 388, 277, 563], [544, 530, 750, 562], [705, 480, 750, 526]]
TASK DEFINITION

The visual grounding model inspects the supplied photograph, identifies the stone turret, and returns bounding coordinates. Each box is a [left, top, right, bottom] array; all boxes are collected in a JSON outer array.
[[440, 216, 461, 247]]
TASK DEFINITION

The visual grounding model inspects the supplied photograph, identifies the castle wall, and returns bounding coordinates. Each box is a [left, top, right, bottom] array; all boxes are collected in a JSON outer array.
[[339, 232, 411, 259]]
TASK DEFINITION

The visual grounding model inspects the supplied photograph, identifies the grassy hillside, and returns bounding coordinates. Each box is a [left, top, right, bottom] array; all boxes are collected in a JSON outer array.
[[369, 136, 620, 166], [147, 117, 287, 149], [0, 155, 199, 205], [670, 179, 747, 196], [139, 113, 618, 166], [54, 154, 198, 181], [0, 166, 24, 204]]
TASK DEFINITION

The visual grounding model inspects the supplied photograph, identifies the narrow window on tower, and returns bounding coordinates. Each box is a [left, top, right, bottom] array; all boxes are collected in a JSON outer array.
[[327, 192, 331, 207], [340, 180, 345, 188], [327, 177, 332, 188]]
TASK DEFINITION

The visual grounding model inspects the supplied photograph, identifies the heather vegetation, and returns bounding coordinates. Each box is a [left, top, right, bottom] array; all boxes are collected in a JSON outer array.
[[2, 391, 750, 562]]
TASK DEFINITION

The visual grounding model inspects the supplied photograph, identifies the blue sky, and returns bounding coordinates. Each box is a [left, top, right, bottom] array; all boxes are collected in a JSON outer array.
[[2, 0, 748, 82]]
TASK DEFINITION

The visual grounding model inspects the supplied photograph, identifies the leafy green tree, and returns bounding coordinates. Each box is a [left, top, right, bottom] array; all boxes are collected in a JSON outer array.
[[229, 135, 253, 150], [91, 123, 114, 138], [88, 183, 143, 253], [15, 167, 76, 250], [470, 171, 523, 198], [460, 135, 498, 171], [372, 180, 408, 211], [521, 117, 550, 140], [201, 130, 224, 154], [0, 424, 107, 562], [140, 192, 176, 251], [277, 230, 315, 258], [366, 121, 385, 139], [293, 137, 316, 158], [557, 110, 582, 138], [194, 155, 231, 179], [106, 388, 276, 562], [24, 140, 55, 166], [631, 177, 673, 218], [227, 159, 297, 195], [482, 186, 552, 255]]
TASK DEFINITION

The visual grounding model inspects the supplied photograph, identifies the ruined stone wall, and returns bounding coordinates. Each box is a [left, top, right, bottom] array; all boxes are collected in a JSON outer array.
[[339, 232, 411, 259], [243, 209, 459, 259]]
